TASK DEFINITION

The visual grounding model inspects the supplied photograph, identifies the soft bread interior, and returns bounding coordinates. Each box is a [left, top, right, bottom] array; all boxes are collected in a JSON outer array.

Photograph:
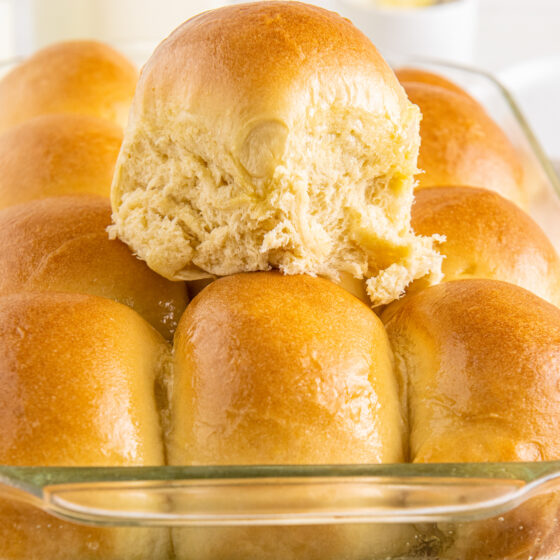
[[110, 2, 443, 307]]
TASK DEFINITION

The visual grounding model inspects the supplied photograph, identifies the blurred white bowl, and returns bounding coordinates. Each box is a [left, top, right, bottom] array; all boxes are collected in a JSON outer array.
[[334, 0, 478, 64], [499, 56, 560, 165]]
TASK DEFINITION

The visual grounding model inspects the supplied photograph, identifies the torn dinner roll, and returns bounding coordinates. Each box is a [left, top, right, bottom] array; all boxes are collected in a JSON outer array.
[[110, 1, 442, 307]]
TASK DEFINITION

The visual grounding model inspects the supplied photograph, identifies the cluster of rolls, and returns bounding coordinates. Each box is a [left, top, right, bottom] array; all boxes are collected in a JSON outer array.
[[0, 39, 185, 559], [1, 2, 560, 559]]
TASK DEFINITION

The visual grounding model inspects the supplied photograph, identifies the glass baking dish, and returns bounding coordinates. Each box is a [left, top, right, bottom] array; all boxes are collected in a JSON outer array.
[[2, 462, 560, 558], [1, 55, 560, 558]]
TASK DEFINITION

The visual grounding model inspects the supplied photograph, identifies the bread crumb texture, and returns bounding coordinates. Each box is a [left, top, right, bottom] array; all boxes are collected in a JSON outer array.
[[111, 2, 442, 306]]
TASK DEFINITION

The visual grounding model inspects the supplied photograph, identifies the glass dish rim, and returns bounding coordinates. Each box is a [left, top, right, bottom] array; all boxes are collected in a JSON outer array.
[[3, 461, 560, 528]]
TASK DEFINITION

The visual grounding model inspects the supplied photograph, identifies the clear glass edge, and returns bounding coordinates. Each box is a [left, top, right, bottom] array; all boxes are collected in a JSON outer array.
[[1, 462, 560, 527]]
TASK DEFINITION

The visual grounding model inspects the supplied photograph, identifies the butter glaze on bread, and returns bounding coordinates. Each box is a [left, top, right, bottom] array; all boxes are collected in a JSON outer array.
[[111, 1, 442, 306], [170, 272, 404, 465], [0, 293, 169, 465], [0, 114, 123, 208], [384, 279, 560, 463], [0, 196, 188, 339], [0, 292, 171, 559], [411, 186, 560, 306], [0, 40, 137, 131], [402, 82, 526, 206]]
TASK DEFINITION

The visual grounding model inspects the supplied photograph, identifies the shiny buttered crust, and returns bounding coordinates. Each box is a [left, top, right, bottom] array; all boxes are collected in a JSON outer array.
[[170, 272, 405, 465], [0, 196, 188, 339], [0, 292, 171, 560], [0, 114, 123, 209], [0, 292, 169, 465], [384, 279, 560, 462], [402, 82, 525, 206], [383, 279, 560, 559], [411, 186, 560, 306], [111, 1, 442, 306], [0, 40, 137, 131]]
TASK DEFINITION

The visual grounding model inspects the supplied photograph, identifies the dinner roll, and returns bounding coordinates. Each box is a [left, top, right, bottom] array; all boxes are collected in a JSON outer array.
[[111, 1, 442, 307], [170, 272, 403, 465], [395, 67, 474, 98], [0, 292, 171, 559], [402, 81, 525, 206], [0, 196, 188, 339], [384, 279, 560, 559], [170, 272, 407, 559], [411, 186, 560, 306], [0, 40, 137, 131], [0, 114, 122, 208], [173, 523, 412, 560]]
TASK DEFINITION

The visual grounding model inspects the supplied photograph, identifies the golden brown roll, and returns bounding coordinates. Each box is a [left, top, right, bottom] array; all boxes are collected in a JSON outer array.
[[170, 271, 407, 559], [0, 196, 188, 339], [402, 81, 526, 206], [111, 1, 443, 307], [0, 292, 171, 559], [170, 272, 403, 465], [0, 114, 123, 208], [395, 67, 474, 99], [0, 40, 137, 131], [411, 186, 560, 306], [383, 279, 560, 559]]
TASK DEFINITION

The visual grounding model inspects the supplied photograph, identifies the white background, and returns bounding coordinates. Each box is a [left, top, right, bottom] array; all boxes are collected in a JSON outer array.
[[1, 0, 559, 70], [476, 0, 560, 72]]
